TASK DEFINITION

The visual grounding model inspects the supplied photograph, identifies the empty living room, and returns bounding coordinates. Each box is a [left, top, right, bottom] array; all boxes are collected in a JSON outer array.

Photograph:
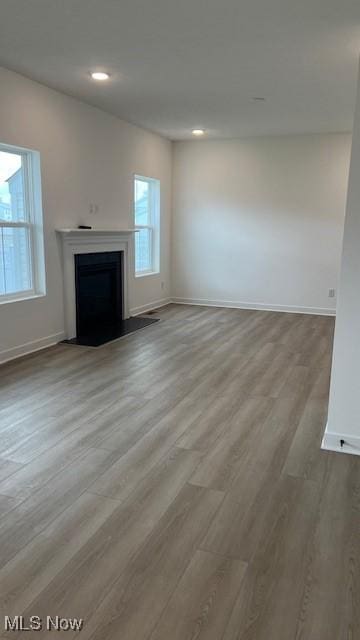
[[1, 1, 360, 638]]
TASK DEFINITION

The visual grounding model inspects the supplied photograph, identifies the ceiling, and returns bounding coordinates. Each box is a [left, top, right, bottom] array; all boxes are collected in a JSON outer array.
[[1, 0, 360, 140]]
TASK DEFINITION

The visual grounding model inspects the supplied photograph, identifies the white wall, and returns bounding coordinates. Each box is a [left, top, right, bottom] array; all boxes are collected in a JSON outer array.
[[0, 67, 172, 362], [324, 64, 360, 454], [172, 134, 350, 314], [0, 66, 352, 364]]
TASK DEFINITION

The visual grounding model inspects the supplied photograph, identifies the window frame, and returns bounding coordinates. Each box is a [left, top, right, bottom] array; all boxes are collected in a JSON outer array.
[[133, 174, 160, 277], [0, 142, 46, 304]]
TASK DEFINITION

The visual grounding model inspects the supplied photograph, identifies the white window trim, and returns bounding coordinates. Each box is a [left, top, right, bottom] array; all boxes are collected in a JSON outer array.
[[0, 290, 44, 305], [0, 142, 46, 304], [134, 224, 155, 277], [134, 174, 160, 277]]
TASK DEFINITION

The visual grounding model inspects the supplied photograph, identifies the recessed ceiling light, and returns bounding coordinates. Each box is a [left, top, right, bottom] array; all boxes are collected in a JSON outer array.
[[192, 129, 205, 136], [252, 97, 266, 102], [90, 71, 110, 81]]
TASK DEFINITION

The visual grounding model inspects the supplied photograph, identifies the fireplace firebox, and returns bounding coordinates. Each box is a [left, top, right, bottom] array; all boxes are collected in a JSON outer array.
[[75, 251, 123, 340]]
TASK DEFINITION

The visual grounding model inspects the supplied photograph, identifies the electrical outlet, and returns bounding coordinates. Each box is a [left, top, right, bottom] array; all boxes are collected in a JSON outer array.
[[161, 281, 165, 290], [328, 288, 336, 298]]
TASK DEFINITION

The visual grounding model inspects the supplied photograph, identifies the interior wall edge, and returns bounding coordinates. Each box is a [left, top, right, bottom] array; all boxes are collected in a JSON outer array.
[[321, 426, 360, 457]]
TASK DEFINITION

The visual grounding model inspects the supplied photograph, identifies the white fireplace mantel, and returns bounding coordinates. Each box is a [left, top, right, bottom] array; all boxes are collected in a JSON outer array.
[[56, 228, 137, 339]]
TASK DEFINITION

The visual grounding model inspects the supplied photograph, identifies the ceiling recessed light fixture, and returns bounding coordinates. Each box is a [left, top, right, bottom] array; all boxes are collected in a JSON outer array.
[[252, 96, 266, 102], [90, 71, 110, 81], [192, 129, 205, 136]]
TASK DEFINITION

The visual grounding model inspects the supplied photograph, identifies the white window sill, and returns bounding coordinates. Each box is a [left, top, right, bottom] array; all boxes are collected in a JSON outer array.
[[0, 291, 46, 305], [135, 271, 160, 278]]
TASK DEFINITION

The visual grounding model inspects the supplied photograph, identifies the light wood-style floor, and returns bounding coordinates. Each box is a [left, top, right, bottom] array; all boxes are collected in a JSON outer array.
[[0, 304, 358, 639]]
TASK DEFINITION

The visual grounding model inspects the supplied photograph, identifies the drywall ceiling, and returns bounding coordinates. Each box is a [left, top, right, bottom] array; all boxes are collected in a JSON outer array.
[[0, 0, 359, 139]]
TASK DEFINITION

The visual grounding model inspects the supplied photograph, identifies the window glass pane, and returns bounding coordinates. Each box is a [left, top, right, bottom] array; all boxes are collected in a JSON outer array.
[[134, 175, 159, 275], [135, 228, 151, 272], [0, 151, 27, 222], [0, 226, 32, 294], [134, 179, 149, 226]]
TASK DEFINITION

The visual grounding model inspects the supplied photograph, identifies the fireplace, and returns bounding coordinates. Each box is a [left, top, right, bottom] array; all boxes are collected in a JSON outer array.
[[56, 229, 159, 347], [75, 251, 123, 341]]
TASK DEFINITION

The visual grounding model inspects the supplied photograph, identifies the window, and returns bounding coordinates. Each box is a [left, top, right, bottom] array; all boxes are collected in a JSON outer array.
[[0, 143, 45, 302], [134, 175, 160, 275]]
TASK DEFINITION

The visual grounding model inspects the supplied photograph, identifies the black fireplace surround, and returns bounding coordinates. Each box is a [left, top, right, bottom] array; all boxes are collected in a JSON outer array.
[[62, 251, 158, 347]]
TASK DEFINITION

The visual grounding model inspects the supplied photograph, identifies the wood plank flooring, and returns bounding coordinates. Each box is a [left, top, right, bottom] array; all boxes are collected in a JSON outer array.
[[0, 303, 358, 639]]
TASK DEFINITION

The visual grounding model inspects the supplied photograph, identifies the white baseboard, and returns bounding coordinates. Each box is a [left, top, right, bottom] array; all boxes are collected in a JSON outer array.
[[321, 426, 360, 457], [130, 297, 171, 317], [0, 295, 333, 365], [171, 297, 336, 317], [0, 331, 65, 365], [1, 297, 171, 365]]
